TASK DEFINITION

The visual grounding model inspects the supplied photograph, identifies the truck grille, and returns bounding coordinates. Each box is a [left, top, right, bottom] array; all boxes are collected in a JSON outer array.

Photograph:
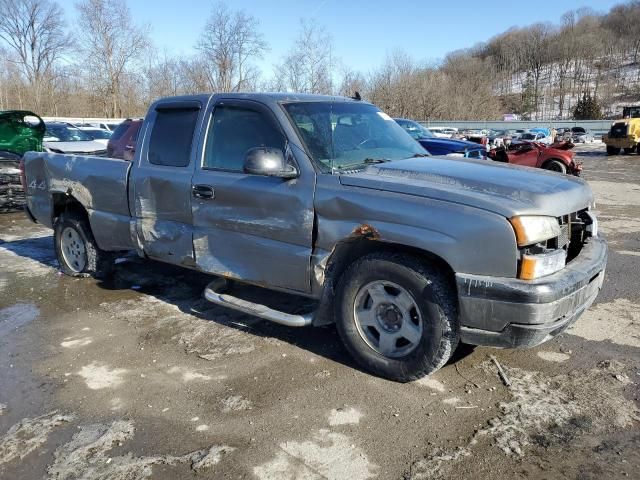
[[610, 122, 628, 139], [558, 218, 571, 249], [560, 210, 592, 262]]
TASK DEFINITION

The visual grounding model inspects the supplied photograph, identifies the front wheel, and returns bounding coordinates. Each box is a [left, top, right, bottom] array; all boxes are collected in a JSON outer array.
[[607, 146, 621, 156], [54, 211, 113, 278], [543, 159, 567, 174], [334, 253, 459, 382], [624, 147, 635, 154]]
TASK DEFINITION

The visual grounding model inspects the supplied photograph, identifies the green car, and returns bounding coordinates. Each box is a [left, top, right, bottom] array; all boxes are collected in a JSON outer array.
[[0, 110, 45, 158]]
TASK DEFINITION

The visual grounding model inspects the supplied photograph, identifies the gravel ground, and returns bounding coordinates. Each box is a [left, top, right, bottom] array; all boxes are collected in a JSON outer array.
[[0, 143, 638, 479]]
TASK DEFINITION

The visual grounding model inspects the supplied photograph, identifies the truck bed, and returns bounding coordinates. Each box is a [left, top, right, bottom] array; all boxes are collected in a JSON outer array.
[[23, 152, 134, 251]]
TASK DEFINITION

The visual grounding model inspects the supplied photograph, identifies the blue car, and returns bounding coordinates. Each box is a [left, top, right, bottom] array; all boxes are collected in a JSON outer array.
[[394, 118, 486, 159]]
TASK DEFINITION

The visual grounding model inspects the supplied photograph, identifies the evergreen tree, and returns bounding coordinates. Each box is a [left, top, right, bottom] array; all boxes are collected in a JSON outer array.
[[573, 93, 603, 120]]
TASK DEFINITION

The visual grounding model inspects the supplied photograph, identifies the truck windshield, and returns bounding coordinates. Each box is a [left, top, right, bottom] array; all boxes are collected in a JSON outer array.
[[283, 102, 425, 172]]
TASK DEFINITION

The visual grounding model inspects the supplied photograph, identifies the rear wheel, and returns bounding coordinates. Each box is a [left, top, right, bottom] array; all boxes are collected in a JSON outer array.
[[335, 252, 459, 382], [624, 147, 635, 154], [543, 159, 567, 174], [607, 146, 621, 155], [54, 211, 113, 278]]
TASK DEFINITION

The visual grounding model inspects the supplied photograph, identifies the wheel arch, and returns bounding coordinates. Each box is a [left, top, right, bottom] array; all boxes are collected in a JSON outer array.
[[313, 236, 457, 326], [51, 192, 89, 225]]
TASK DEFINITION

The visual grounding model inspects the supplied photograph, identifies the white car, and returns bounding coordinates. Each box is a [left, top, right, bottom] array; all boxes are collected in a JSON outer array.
[[78, 127, 112, 147], [519, 131, 553, 145], [43, 123, 107, 155], [427, 127, 453, 138], [84, 121, 121, 132]]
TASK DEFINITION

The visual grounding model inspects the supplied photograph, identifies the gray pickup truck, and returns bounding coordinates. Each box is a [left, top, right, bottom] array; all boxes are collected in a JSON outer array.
[[23, 93, 607, 381]]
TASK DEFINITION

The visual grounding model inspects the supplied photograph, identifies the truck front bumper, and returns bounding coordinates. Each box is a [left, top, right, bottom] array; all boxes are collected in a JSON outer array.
[[455, 236, 608, 348], [605, 137, 637, 149]]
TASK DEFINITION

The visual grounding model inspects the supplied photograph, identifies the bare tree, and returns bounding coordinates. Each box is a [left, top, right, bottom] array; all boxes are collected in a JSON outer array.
[[0, 0, 71, 110], [75, 0, 149, 117], [197, 2, 267, 92], [278, 19, 334, 94]]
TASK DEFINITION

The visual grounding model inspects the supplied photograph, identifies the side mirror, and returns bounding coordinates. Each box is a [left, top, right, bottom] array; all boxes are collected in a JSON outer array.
[[243, 147, 298, 179]]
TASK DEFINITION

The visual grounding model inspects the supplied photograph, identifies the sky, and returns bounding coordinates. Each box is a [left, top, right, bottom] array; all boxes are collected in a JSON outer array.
[[56, 0, 622, 76]]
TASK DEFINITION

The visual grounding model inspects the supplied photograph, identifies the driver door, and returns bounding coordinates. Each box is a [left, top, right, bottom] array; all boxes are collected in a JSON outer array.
[[190, 99, 316, 293]]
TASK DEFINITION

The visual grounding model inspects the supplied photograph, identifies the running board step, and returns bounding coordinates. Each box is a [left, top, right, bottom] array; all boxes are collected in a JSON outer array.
[[203, 278, 314, 327]]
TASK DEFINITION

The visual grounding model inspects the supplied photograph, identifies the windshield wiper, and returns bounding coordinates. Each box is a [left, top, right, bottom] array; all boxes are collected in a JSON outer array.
[[411, 153, 429, 157], [335, 158, 390, 170], [363, 157, 390, 164]]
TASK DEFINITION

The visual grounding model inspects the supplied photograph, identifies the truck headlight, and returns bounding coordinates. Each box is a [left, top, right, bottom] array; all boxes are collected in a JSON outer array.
[[519, 249, 566, 280], [509, 216, 561, 246]]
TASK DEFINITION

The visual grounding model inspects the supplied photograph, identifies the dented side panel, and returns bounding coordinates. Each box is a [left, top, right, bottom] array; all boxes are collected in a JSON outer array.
[[191, 167, 315, 293]]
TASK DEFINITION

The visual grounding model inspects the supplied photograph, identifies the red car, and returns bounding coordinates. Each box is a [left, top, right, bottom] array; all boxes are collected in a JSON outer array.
[[107, 119, 143, 160], [488, 141, 582, 176]]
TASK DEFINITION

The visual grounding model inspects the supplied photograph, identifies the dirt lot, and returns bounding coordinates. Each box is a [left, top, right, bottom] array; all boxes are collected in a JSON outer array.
[[1, 143, 639, 480]]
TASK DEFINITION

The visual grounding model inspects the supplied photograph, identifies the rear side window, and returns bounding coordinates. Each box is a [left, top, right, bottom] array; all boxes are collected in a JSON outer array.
[[110, 121, 130, 141], [149, 109, 199, 167]]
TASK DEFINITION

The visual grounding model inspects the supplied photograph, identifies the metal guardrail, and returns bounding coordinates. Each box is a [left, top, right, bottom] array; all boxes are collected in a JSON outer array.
[[420, 119, 614, 136], [420, 120, 613, 135]]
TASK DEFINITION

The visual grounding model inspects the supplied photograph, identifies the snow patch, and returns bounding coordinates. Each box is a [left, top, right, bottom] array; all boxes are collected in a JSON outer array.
[[46, 419, 233, 479], [415, 377, 446, 392], [254, 429, 378, 480], [166, 366, 222, 382], [408, 362, 639, 479], [537, 351, 571, 362], [221, 395, 252, 412], [78, 362, 128, 390], [0, 411, 75, 465], [617, 250, 640, 257], [328, 407, 363, 426], [61, 336, 93, 348]]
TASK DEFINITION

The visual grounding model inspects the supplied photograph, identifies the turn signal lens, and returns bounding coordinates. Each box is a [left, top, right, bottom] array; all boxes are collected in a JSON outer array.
[[519, 250, 566, 280]]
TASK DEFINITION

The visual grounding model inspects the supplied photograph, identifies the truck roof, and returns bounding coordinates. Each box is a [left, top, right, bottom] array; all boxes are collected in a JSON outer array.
[[153, 92, 367, 107]]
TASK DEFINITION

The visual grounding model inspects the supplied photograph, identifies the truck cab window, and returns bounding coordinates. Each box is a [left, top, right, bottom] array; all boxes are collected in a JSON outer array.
[[148, 108, 199, 167], [203, 106, 285, 171]]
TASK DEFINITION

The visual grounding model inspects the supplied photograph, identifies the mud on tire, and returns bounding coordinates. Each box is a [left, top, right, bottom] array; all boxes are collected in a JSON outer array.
[[334, 252, 459, 382], [54, 210, 113, 279]]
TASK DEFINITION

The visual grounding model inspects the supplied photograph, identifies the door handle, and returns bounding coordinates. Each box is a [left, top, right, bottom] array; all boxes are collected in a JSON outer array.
[[192, 184, 215, 199]]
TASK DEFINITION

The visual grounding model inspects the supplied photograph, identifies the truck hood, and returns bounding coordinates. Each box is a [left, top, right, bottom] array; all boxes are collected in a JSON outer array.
[[43, 140, 106, 154], [339, 156, 592, 218]]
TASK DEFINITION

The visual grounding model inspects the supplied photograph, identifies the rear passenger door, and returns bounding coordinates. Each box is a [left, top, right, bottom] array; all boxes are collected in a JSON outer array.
[[130, 100, 204, 266], [190, 99, 316, 293]]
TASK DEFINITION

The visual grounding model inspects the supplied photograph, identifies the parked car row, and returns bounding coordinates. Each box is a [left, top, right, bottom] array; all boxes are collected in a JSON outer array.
[[11, 116, 142, 161]]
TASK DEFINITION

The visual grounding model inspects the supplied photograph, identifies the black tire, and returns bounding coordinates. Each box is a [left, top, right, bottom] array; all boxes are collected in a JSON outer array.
[[624, 147, 635, 154], [543, 159, 567, 174], [607, 146, 621, 156], [54, 210, 113, 279], [334, 252, 459, 382]]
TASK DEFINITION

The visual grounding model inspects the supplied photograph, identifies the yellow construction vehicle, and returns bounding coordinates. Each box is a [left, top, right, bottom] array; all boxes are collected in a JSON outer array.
[[603, 106, 640, 155]]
